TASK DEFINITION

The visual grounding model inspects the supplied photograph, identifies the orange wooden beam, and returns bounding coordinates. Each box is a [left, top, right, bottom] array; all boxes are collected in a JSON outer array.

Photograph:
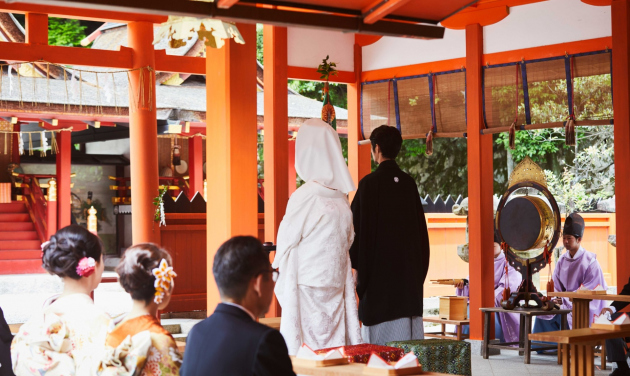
[[206, 23, 258, 313], [465, 23, 495, 341], [611, 0, 630, 289], [128, 21, 159, 244], [188, 135, 204, 197], [25, 13, 48, 45], [154, 49, 205, 75], [0, 2, 167, 23], [263, 25, 289, 319], [263, 24, 289, 247], [0, 42, 133, 69], [288, 66, 355, 83], [441, 6, 509, 30], [56, 130, 71, 229], [355, 34, 382, 47], [362, 0, 412, 25], [348, 41, 371, 201], [217, 0, 240, 9]]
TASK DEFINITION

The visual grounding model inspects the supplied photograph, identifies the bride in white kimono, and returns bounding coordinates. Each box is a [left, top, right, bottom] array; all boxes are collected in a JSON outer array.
[[273, 118, 363, 355]]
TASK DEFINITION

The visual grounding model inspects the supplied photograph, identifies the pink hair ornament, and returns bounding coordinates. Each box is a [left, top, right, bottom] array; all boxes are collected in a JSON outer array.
[[76, 257, 96, 277]]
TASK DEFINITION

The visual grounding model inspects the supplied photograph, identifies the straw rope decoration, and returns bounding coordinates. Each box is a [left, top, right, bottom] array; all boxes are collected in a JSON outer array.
[[0, 128, 71, 155], [0, 60, 153, 114]]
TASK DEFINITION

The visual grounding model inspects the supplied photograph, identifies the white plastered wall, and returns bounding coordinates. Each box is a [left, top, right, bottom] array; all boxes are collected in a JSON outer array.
[[287, 27, 355, 72], [363, 0, 611, 72]]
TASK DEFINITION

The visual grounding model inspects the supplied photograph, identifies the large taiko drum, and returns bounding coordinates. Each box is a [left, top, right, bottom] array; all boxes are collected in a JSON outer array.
[[498, 196, 556, 251]]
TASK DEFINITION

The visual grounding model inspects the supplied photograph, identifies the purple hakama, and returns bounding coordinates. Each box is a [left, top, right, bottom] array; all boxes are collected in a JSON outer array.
[[456, 251, 522, 343]]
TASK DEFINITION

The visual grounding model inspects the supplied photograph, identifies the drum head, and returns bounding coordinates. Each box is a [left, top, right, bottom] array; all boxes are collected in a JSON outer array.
[[499, 197, 542, 251]]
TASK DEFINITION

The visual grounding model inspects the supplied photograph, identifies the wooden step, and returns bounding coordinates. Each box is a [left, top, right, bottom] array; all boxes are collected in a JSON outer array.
[[0, 250, 41, 260], [0, 240, 41, 250], [0, 259, 44, 274], [0, 222, 34, 231], [0, 213, 30, 222], [0, 232, 38, 240], [0, 202, 27, 213]]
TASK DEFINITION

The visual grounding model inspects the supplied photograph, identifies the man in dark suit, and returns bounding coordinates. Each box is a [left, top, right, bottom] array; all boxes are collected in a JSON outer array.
[[0, 306, 15, 376], [181, 236, 295, 376], [601, 277, 630, 376]]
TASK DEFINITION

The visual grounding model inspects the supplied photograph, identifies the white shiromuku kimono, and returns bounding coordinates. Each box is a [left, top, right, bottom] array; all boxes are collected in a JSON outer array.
[[273, 118, 363, 355]]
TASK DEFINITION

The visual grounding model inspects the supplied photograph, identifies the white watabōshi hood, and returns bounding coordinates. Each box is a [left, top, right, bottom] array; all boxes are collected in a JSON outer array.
[[295, 118, 356, 194]]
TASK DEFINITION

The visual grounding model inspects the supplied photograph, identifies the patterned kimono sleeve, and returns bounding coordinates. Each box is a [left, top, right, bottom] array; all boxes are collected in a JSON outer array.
[[142, 333, 182, 376]]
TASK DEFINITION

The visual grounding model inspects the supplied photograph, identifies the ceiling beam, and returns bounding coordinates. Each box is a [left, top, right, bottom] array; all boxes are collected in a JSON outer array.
[[362, 0, 412, 25], [0, 1, 167, 23], [0, 42, 133, 68], [217, 0, 240, 9], [13, 0, 445, 39]]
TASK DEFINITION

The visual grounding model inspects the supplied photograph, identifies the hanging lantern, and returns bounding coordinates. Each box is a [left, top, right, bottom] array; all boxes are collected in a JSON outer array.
[[87, 206, 97, 234]]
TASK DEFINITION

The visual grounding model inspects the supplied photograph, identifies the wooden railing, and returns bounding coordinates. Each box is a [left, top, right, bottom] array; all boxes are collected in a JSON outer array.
[[13, 173, 58, 243]]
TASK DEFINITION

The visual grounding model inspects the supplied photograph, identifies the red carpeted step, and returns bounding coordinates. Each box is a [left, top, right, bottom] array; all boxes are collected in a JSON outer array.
[[0, 202, 28, 213], [0, 222, 34, 231], [0, 250, 41, 260], [0, 260, 44, 274], [0, 232, 38, 240], [0, 213, 30, 222], [0, 240, 41, 250]]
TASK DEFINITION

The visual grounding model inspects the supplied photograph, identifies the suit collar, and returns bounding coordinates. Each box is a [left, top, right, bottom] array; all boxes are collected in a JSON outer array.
[[376, 159, 398, 171], [215, 303, 256, 322]]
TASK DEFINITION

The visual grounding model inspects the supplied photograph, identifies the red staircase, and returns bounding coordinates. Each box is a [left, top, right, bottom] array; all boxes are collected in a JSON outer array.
[[0, 202, 44, 274]]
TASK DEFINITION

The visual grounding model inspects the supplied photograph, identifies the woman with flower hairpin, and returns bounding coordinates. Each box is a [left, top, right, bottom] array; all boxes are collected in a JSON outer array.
[[100, 243, 181, 376], [11, 225, 111, 376]]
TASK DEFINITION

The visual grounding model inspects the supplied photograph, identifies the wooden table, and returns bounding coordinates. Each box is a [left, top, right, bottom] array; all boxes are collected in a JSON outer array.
[[530, 327, 630, 376], [291, 357, 457, 376], [423, 316, 469, 341], [480, 307, 571, 364], [551, 292, 629, 329]]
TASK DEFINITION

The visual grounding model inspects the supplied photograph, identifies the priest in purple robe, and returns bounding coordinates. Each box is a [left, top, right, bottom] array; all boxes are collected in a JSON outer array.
[[533, 213, 607, 334], [456, 230, 522, 342]]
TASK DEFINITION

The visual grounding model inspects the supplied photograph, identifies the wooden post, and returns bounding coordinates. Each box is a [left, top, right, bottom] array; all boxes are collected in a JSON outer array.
[[263, 25, 289, 243], [127, 21, 159, 244], [612, 0, 630, 288], [25, 13, 48, 45], [11, 123, 20, 165], [288, 138, 296, 195], [466, 23, 495, 340], [56, 130, 71, 229], [347, 42, 371, 201], [188, 135, 204, 197], [46, 178, 57, 239], [206, 23, 258, 313]]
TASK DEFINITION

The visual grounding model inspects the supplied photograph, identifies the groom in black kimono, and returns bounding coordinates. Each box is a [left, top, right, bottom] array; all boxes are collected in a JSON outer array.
[[349, 125, 431, 346]]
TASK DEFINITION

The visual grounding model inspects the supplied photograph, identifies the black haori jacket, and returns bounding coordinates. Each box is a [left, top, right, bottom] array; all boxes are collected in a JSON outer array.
[[349, 160, 430, 326]]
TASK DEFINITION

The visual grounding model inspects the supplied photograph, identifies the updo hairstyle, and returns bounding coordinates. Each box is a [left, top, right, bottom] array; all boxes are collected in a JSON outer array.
[[116, 243, 173, 305], [42, 224, 104, 279]]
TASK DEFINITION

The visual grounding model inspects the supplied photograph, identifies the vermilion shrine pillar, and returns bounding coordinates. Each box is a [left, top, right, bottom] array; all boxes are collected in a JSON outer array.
[[466, 23, 495, 340], [206, 24, 258, 312], [263, 25, 289, 244], [128, 21, 159, 244], [188, 135, 204, 197], [611, 0, 630, 287], [56, 130, 71, 229], [348, 42, 371, 199]]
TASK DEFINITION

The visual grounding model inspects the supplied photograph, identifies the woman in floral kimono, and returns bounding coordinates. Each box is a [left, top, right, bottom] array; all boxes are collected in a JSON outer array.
[[100, 243, 181, 376], [11, 225, 111, 376]]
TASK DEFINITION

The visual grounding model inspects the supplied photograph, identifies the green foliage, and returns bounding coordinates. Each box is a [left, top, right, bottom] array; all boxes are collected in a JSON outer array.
[[48, 18, 88, 47], [288, 80, 348, 109], [496, 129, 563, 165], [153, 186, 168, 222], [256, 24, 264, 65], [316, 55, 338, 81]]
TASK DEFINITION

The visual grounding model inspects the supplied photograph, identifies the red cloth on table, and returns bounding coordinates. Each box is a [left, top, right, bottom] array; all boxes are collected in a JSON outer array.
[[316, 344, 404, 364]]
